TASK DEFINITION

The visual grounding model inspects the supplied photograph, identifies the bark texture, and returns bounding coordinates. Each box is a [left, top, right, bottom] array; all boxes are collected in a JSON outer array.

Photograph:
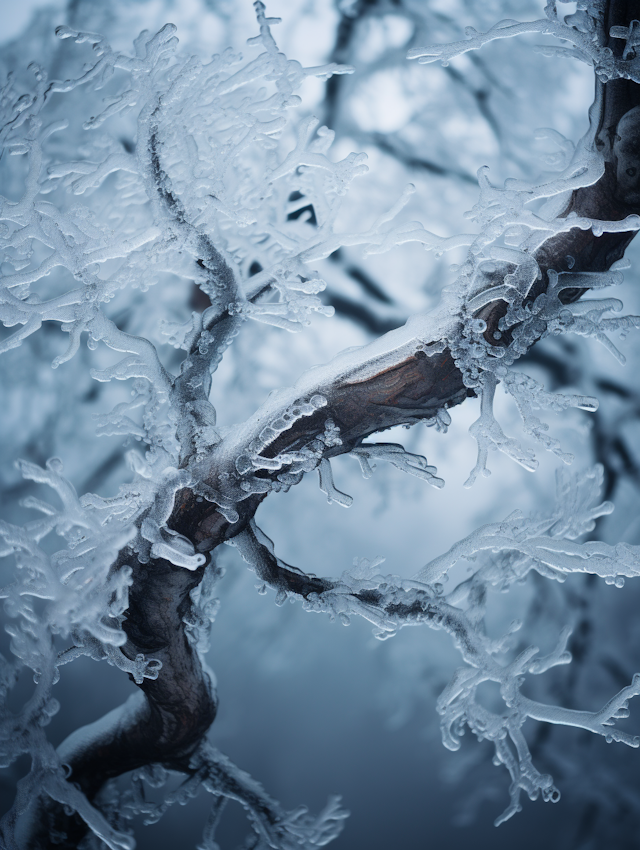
[[22, 2, 640, 846]]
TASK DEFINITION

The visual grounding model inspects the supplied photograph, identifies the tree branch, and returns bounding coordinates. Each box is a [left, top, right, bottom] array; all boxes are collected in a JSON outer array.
[[17, 1, 640, 846]]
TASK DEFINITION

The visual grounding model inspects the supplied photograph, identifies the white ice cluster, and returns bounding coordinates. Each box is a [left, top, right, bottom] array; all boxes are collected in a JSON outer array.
[[3, 0, 640, 845], [114, 742, 348, 850], [408, 1, 640, 85], [413, 7, 640, 487], [236, 465, 640, 826], [0, 457, 156, 850], [0, 0, 373, 561], [0, 5, 366, 846]]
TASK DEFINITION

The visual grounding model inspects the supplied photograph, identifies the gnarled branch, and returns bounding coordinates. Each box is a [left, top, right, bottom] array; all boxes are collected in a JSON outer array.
[[14, 1, 640, 846]]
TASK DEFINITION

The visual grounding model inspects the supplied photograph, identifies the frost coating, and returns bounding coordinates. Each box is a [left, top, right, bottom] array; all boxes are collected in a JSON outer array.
[[408, 2, 640, 84], [0, 458, 138, 849], [427, 69, 640, 484], [2, 0, 640, 844], [235, 466, 640, 825], [0, 0, 368, 557], [351, 442, 444, 488], [119, 741, 348, 848], [0, 5, 361, 845]]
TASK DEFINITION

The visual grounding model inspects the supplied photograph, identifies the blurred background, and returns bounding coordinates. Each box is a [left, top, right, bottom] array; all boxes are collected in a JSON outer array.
[[2, 1, 640, 848]]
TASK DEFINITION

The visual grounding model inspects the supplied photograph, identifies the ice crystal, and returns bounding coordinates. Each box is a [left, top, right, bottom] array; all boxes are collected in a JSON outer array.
[[3, 0, 640, 845]]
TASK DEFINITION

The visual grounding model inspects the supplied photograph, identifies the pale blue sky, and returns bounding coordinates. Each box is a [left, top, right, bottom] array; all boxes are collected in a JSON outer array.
[[0, 0, 63, 43]]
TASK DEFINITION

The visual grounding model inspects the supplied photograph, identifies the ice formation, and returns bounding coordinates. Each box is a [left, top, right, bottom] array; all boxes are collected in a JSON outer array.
[[2, 0, 640, 846]]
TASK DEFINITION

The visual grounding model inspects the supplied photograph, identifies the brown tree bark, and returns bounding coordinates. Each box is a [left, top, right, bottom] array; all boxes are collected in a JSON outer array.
[[18, 1, 640, 846]]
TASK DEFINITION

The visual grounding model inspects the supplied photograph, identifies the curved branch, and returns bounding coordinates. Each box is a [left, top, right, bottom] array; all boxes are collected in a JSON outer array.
[[19, 2, 640, 846]]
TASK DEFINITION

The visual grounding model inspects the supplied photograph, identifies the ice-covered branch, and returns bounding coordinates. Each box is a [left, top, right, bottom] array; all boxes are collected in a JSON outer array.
[[121, 742, 348, 850], [3, 0, 640, 845], [231, 465, 640, 826], [407, 2, 640, 85]]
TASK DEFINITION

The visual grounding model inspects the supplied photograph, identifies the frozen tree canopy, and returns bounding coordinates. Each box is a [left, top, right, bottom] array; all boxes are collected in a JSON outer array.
[[3, 0, 640, 847]]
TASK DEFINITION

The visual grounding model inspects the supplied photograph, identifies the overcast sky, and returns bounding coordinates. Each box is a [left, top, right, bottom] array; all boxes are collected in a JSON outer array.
[[0, 0, 63, 43]]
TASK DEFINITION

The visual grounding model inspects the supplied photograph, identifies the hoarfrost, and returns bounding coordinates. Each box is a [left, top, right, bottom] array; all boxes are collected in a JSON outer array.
[[2, 0, 640, 845], [236, 466, 640, 825]]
